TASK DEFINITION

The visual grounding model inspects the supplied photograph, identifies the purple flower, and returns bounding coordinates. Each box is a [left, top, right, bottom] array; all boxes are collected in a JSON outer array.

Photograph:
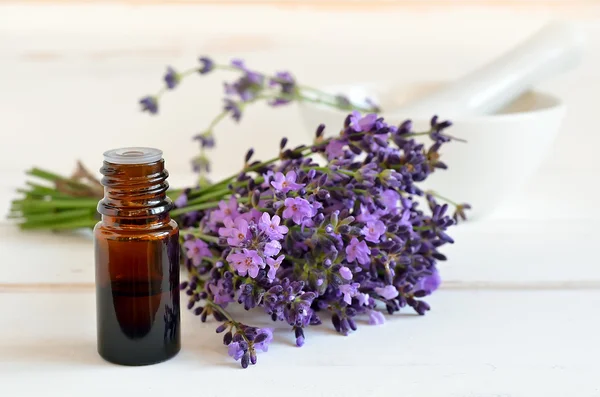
[[139, 96, 158, 114], [269, 71, 295, 94], [270, 171, 305, 193], [218, 217, 236, 237], [183, 238, 212, 266], [380, 189, 400, 210], [211, 197, 240, 224], [263, 240, 282, 257], [339, 266, 353, 280], [282, 197, 313, 225], [266, 255, 284, 280], [349, 110, 378, 132], [269, 98, 291, 107], [261, 171, 275, 188], [362, 220, 386, 243], [198, 56, 214, 74], [397, 210, 412, 233], [414, 268, 441, 294], [226, 249, 265, 278], [375, 285, 399, 300], [258, 213, 288, 240], [345, 238, 371, 266], [208, 279, 234, 306], [228, 342, 245, 361], [238, 209, 263, 224], [356, 204, 382, 223], [339, 283, 360, 305], [325, 139, 345, 160], [357, 293, 370, 306], [224, 99, 242, 122], [368, 310, 386, 325], [227, 218, 249, 247], [164, 66, 180, 89], [254, 328, 273, 352], [174, 193, 188, 208], [231, 59, 246, 69]]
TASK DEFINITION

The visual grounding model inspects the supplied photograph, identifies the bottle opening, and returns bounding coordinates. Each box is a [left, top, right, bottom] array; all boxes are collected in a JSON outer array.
[[103, 147, 163, 165]]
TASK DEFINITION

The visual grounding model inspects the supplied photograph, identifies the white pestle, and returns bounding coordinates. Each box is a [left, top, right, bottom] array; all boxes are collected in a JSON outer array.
[[389, 21, 586, 119]]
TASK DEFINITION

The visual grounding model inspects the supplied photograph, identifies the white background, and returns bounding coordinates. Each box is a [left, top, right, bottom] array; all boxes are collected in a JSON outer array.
[[1, 1, 599, 396]]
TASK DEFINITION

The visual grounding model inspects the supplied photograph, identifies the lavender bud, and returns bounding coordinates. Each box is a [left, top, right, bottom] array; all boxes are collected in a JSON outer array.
[[251, 189, 260, 207], [239, 341, 248, 351], [318, 173, 328, 186], [414, 300, 431, 315], [343, 114, 352, 127], [280, 137, 288, 150], [325, 224, 334, 233], [332, 313, 342, 332], [337, 225, 350, 234], [223, 331, 233, 345], [245, 148, 254, 163], [307, 169, 316, 179], [330, 211, 339, 227], [340, 318, 350, 334], [315, 123, 325, 138], [187, 300, 195, 310], [254, 333, 268, 344], [179, 281, 189, 290], [200, 310, 208, 322], [233, 333, 244, 343], [215, 323, 228, 333], [323, 259, 332, 268], [193, 306, 204, 316], [241, 352, 250, 368], [345, 307, 357, 317], [317, 189, 330, 200], [250, 350, 258, 365], [347, 318, 357, 331], [330, 274, 342, 288]]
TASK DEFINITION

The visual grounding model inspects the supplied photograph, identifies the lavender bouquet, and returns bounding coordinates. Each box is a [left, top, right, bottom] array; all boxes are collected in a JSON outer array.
[[9, 57, 469, 368]]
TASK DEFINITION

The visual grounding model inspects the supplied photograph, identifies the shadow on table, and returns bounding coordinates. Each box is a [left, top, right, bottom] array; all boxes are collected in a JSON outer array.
[[1, 339, 103, 366]]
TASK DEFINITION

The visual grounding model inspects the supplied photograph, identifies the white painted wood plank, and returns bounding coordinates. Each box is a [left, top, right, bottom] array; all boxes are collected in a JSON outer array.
[[1, 290, 598, 396]]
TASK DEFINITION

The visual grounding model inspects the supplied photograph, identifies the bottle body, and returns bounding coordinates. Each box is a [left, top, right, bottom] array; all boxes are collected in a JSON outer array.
[[94, 148, 180, 366]]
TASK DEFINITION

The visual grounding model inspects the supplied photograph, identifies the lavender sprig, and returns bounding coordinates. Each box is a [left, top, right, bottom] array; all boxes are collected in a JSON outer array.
[[176, 110, 468, 367], [139, 57, 379, 185]]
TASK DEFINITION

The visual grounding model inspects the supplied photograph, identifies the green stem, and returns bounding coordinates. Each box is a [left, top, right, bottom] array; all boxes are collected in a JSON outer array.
[[19, 218, 98, 230], [185, 230, 220, 244], [170, 200, 225, 217], [27, 168, 91, 191], [186, 187, 232, 205], [11, 198, 99, 210], [14, 209, 96, 224], [425, 190, 459, 207], [205, 300, 236, 324]]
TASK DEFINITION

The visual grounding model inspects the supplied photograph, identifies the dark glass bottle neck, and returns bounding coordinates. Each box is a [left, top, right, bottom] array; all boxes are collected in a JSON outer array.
[[97, 159, 173, 228]]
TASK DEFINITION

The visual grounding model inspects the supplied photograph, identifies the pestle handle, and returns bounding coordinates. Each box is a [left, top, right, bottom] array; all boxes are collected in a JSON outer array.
[[392, 21, 586, 118]]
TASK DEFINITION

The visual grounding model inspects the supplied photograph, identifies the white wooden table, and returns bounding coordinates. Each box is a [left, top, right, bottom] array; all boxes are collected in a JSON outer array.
[[1, 2, 600, 396]]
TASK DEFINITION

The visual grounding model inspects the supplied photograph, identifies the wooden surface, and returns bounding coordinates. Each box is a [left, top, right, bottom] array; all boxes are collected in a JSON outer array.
[[1, 2, 599, 396]]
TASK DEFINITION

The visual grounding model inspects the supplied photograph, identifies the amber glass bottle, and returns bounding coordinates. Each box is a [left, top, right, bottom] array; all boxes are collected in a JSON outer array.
[[94, 147, 180, 366]]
